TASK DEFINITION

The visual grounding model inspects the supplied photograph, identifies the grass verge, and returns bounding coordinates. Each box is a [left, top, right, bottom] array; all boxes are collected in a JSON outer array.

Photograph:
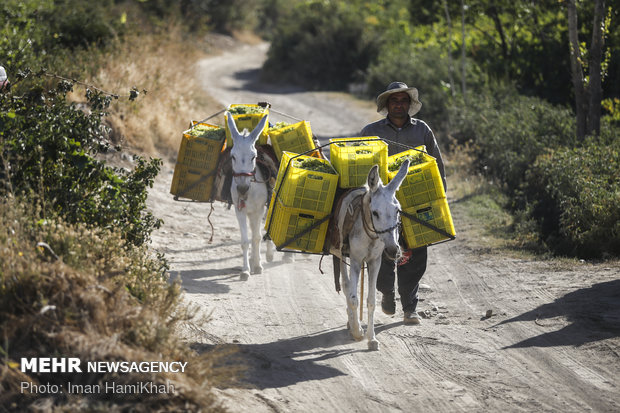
[[0, 197, 244, 411], [68, 24, 223, 161]]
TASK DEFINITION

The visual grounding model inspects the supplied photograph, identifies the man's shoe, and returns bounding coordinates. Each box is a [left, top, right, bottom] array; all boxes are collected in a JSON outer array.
[[381, 294, 396, 315], [403, 311, 421, 325]]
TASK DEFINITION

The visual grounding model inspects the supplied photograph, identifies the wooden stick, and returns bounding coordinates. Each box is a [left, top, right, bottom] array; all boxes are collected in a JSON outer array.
[[360, 263, 365, 321]]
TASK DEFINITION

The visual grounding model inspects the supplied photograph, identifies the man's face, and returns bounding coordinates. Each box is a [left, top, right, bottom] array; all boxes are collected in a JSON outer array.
[[387, 92, 410, 118]]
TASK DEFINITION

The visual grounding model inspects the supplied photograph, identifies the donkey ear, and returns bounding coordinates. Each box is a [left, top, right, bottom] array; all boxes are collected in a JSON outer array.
[[386, 159, 410, 193], [226, 112, 240, 140], [366, 164, 381, 192], [248, 114, 269, 144]]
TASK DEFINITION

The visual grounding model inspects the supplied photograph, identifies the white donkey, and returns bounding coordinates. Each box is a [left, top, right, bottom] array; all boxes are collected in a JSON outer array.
[[226, 112, 276, 280], [332, 159, 410, 350]]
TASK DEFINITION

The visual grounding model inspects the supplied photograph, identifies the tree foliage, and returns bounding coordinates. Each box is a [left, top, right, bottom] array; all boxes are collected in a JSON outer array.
[[259, 0, 619, 258], [0, 74, 162, 247], [261, 0, 380, 90]]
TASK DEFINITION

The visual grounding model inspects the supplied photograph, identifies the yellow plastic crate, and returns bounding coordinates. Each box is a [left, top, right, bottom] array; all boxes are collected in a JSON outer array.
[[268, 120, 319, 161], [225, 104, 269, 147], [170, 122, 226, 201], [170, 164, 216, 202], [265, 196, 330, 253], [273, 151, 339, 213], [401, 198, 456, 249], [329, 137, 388, 188], [388, 147, 445, 208], [177, 122, 226, 169]]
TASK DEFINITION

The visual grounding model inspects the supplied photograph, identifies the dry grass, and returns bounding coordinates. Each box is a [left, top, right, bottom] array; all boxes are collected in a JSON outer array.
[[0, 198, 242, 411], [69, 24, 222, 161]]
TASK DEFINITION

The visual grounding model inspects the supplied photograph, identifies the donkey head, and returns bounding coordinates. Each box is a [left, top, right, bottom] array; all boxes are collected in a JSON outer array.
[[365, 159, 410, 260], [226, 112, 268, 196]]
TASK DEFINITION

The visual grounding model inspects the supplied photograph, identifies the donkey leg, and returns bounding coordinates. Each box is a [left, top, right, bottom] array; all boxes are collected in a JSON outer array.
[[341, 258, 364, 341], [366, 258, 381, 351], [265, 237, 274, 262], [235, 210, 251, 280], [249, 212, 263, 274]]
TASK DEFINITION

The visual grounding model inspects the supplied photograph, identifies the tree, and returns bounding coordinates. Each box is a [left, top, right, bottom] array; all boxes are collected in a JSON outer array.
[[567, 0, 608, 139]]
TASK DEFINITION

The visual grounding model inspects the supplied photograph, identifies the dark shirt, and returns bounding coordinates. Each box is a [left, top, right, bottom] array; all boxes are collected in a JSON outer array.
[[361, 116, 446, 191]]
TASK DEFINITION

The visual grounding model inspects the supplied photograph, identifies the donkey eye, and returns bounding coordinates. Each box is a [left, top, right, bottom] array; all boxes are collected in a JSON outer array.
[[372, 211, 379, 218], [231, 155, 236, 162]]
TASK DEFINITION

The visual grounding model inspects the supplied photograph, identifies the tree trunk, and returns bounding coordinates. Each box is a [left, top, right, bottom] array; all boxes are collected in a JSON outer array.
[[442, 0, 456, 97], [488, 5, 509, 72], [587, 0, 605, 136], [567, 0, 587, 140], [461, 0, 467, 101]]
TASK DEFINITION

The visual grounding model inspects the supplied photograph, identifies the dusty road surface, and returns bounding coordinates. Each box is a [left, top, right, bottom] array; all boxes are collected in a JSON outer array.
[[148, 42, 620, 412]]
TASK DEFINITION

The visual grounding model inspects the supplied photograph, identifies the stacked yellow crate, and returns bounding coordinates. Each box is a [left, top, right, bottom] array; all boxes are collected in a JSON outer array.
[[170, 122, 226, 201], [224, 104, 270, 147], [329, 137, 388, 188], [387, 146, 455, 248], [265, 151, 339, 253], [268, 120, 320, 161]]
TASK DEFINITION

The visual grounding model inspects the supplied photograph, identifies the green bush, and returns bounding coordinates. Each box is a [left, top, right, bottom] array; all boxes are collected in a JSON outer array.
[[0, 0, 122, 77], [522, 131, 620, 258], [261, 0, 379, 90], [0, 77, 162, 247], [449, 87, 577, 201]]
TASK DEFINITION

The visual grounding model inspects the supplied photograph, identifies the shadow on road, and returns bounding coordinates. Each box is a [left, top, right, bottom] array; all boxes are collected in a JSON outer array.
[[497, 279, 620, 348], [232, 68, 306, 95], [192, 321, 402, 389], [175, 269, 242, 294]]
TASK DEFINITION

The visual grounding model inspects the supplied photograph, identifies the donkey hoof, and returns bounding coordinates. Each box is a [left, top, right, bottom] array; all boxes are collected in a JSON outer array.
[[240, 271, 250, 281], [266, 252, 274, 263], [251, 265, 263, 275], [348, 326, 364, 341], [368, 340, 380, 351]]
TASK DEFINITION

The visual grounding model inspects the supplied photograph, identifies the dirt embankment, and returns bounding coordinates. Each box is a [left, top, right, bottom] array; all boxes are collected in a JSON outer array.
[[147, 40, 620, 412]]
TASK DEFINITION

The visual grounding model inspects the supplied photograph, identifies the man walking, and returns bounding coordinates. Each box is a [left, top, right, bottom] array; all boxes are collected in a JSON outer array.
[[361, 81, 446, 324]]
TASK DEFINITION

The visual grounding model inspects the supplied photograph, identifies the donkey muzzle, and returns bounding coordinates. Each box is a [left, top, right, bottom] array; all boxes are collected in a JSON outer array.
[[384, 244, 401, 261], [237, 183, 249, 196]]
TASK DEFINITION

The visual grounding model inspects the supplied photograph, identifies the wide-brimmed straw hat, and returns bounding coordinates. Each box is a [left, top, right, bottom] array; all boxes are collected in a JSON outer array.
[[376, 81, 422, 116]]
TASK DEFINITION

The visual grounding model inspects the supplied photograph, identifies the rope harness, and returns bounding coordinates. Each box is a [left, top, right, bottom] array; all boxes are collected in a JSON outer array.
[[361, 191, 400, 240]]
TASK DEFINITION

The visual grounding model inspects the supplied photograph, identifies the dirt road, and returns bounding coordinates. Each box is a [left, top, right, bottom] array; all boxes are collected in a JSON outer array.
[[147, 42, 620, 412]]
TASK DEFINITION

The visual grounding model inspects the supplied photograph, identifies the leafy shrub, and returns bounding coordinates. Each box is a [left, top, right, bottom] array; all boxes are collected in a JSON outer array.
[[521, 131, 620, 258], [449, 87, 577, 202], [261, 0, 379, 90], [365, 43, 452, 128], [0, 77, 161, 247], [38, 0, 120, 50], [0, 0, 122, 77]]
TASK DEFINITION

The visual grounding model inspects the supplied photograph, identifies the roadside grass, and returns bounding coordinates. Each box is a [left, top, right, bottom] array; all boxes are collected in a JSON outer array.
[[447, 148, 542, 256], [0, 197, 242, 411], [68, 24, 222, 161], [0, 26, 246, 411], [446, 149, 619, 270]]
